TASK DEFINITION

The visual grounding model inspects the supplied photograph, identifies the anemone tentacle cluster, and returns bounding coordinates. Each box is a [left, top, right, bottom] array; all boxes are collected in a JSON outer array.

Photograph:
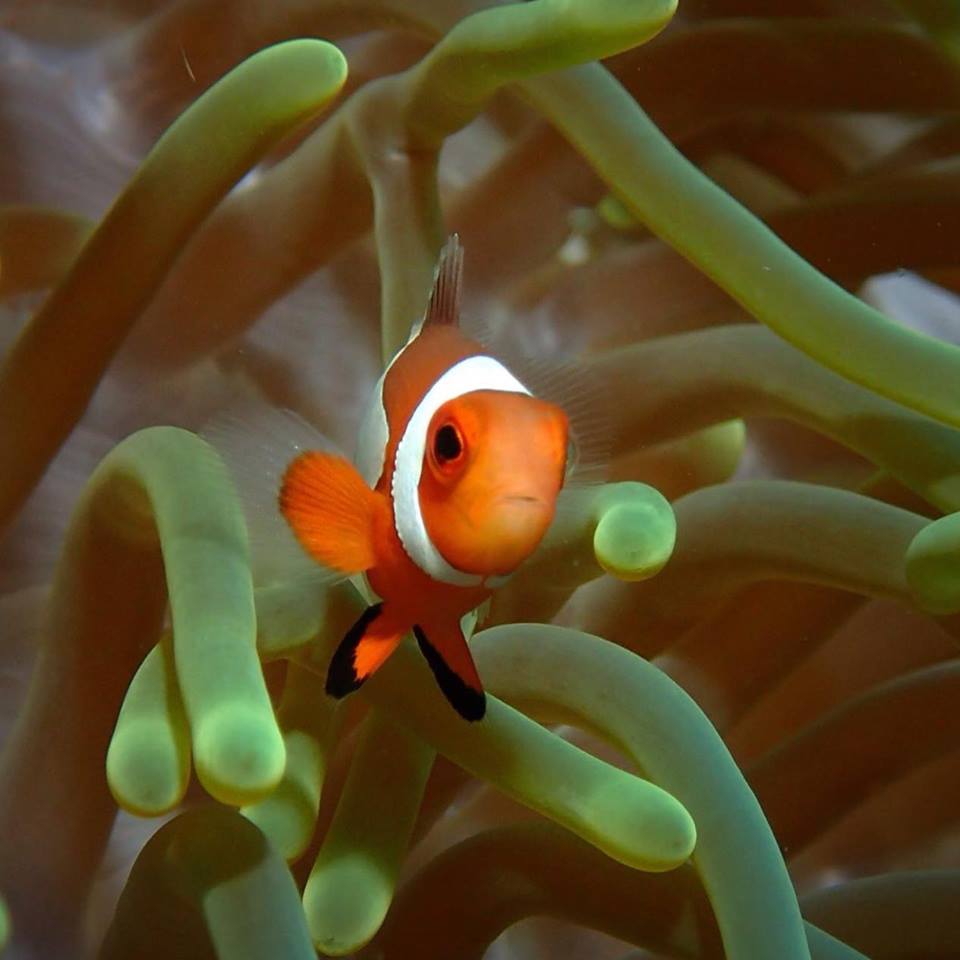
[[0, 1, 958, 958]]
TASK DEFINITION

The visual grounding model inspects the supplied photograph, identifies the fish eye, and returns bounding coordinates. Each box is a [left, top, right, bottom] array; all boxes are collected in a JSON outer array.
[[433, 423, 463, 465]]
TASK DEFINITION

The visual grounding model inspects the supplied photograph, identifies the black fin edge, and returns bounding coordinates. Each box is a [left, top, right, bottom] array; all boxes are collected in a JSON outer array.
[[413, 624, 486, 722], [325, 602, 384, 699]]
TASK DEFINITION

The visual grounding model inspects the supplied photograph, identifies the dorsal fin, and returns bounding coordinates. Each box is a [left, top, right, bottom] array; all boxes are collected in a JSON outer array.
[[424, 234, 463, 328]]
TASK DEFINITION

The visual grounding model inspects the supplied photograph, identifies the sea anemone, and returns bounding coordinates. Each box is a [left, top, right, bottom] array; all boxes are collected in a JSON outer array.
[[0, 1, 958, 958]]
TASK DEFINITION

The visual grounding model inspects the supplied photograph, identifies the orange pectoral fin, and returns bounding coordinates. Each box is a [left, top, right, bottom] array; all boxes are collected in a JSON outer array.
[[279, 451, 383, 574], [413, 620, 486, 722], [326, 603, 406, 699]]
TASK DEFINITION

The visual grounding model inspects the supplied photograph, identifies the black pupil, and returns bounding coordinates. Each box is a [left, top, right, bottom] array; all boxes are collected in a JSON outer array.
[[434, 424, 462, 463]]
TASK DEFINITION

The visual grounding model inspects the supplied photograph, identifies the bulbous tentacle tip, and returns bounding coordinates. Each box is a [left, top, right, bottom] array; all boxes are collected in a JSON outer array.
[[588, 773, 696, 873], [241, 787, 314, 864], [304, 860, 392, 957], [905, 512, 960, 615], [593, 485, 676, 582], [247, 38, 349, 104], [193, 704, 287, 807], [568, 0, 679, 48], [106, 718, 189, 817]]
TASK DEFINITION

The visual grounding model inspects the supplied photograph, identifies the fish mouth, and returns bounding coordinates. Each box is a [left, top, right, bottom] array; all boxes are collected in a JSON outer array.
[[437, 494, 556, 576], [500, 494, 546, 508]]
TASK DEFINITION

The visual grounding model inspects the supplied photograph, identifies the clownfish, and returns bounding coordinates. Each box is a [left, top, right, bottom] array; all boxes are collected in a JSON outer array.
[[277, 236, 569, 721]]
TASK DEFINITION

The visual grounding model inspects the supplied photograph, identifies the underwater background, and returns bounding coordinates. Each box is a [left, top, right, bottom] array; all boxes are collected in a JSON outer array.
[[0, 0, 959, 957]]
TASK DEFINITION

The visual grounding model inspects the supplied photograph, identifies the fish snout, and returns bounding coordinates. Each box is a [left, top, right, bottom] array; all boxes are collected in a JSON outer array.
[[478, 492, 556, 572]]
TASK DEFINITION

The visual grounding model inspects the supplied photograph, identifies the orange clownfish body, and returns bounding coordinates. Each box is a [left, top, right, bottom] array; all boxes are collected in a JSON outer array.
[[279, 237, 569, 720]]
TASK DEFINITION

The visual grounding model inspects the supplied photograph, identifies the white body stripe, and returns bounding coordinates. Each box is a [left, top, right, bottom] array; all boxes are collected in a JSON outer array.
[[392, 355, 530, 586], [354, 319, 425, 487]]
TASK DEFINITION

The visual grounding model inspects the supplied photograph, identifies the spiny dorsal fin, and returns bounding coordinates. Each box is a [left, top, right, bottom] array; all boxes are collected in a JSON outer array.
[[424, 234, 464, 327]]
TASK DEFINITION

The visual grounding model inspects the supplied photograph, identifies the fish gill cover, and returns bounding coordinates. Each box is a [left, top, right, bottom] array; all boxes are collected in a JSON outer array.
[[0, 1, 958, 958]]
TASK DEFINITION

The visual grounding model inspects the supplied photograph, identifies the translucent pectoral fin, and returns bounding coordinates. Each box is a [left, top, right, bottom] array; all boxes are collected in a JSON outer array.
[[203, 404, 349, 587]]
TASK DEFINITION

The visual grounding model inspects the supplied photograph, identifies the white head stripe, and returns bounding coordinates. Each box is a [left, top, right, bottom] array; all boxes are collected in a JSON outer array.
[[392, 355, 531, 586]]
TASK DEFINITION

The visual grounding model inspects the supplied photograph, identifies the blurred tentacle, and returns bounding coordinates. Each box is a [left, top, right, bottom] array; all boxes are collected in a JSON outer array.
[[767, 157, 960, 281], [683, 0, 895, 15], [0, 206, 93, 299], [349, 0, 678, 356], [345, 83, 446, 362], [614, 19, 960, 142], [748, 661, 960, 854], [727, 597, 957, 764], [449, 122, 595, 298], [0, 39, 349, 535], [683, 116, 850, 195], [255, 578, 360, 661], [656, 582, 862, 734], [408, 754, 473, 846], [866, 117, 960, 174], [802, 870, 960, 959], [791, 749, 960, 883], [607, 420, 745, 498], [95, 0, 480, 140], [512, 239, 733, 355], [661, 151, 960, 284], [894, 0, 960, 62]]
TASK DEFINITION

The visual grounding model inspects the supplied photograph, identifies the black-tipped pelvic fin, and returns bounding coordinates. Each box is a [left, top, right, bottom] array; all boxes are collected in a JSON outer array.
[[413, 624, 486, 722], [325, 602, 384, 698], [424, 234, 463, 327]]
